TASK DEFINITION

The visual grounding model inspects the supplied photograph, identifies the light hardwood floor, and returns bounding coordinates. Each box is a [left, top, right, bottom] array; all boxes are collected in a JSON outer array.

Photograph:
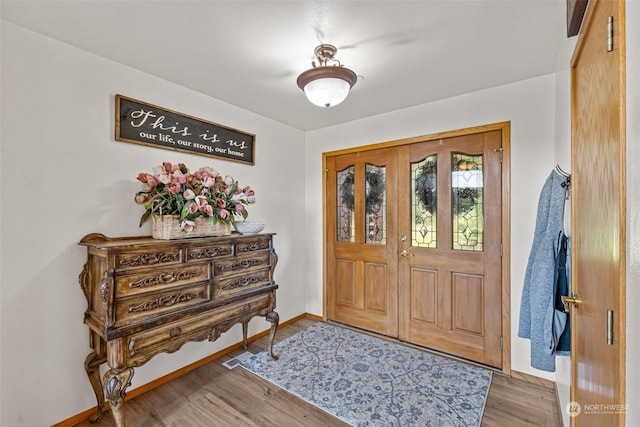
[[74, 318, 562, 427]]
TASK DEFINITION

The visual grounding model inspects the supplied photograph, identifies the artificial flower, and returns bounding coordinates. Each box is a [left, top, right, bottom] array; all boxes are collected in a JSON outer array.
[[134, 161, 255, 231]]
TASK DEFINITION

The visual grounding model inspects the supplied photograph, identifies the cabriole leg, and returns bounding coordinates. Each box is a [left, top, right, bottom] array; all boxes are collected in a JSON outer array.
[[84, 351, 106, 423], [242, 321, 249, 349], [103, 367, 134, 427], [265, 311, 279, 360]]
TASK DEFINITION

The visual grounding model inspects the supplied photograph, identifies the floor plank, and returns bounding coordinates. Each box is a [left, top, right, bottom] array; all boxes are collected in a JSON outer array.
[[73, 318, 561, 427]]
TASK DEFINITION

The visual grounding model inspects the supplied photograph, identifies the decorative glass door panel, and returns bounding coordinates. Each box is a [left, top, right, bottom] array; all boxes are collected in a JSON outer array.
[[452, 153, 484, 251], [365, 164, 386, 245], [411, 156, 437, 248], [336, 166, 355, 243]]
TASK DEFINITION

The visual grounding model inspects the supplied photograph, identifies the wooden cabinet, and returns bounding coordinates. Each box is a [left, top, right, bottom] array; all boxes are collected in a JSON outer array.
[[78, 233, 279, 427]]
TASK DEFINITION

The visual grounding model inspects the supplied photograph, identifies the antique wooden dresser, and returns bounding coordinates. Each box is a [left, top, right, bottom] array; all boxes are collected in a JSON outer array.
[[78, 232, 279, 427]]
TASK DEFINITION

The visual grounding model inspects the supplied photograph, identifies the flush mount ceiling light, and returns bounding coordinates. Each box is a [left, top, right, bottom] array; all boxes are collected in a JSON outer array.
[[296, 44, 357, 108]]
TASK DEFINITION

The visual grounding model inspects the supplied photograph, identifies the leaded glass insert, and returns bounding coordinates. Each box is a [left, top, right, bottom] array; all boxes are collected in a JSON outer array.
[[452, 153, 483, 251], [365, 164, 386, 244], [337, 166, 355, 242], [411, 156, 437, 248]]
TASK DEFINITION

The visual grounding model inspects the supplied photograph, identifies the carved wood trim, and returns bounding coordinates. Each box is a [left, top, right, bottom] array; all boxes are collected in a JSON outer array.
[[270, 249, 278, 277], [128, 270, 203, 289], [79, 233, 110, 244], [119, 252, 180, 267], [236, 240, 270, 253], [188, 247, 232, 260], [218, 257, 266, 272], [219, 274, 265, 291], [99, 273, 115, 327], [79, 262, 91, 302], [127, 291, 203, 313]]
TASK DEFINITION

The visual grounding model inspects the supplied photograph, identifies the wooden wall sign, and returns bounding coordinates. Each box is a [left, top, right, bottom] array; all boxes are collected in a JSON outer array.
[[115, 94, 255, 165], [566, 0, 589, 37]]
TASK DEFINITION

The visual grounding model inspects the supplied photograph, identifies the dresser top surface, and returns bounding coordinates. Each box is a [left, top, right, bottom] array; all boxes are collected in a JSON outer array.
[[79, 232, 275, 249]]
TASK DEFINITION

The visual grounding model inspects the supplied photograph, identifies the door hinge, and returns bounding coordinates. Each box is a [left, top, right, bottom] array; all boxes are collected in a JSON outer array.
[[494, 147, 503, 163], [499, 243, 503, 257], [607, 309, 614, 345], [500, 336, 504, 350], [607, 16, 614, 52]]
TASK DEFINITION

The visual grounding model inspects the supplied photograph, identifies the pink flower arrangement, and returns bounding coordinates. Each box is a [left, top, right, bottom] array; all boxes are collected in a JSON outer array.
[[135, 161, 256, 230]]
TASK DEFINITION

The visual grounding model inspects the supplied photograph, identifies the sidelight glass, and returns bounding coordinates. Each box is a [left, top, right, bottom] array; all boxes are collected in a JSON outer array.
[[411, 156, 437, 248], [337, 166, 356, 242], [452, 153, 484, 251], [365, 164, 386, 244]]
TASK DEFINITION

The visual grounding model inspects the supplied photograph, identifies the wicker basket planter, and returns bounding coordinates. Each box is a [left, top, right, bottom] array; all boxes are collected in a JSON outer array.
[[152, 215, 231, 239]]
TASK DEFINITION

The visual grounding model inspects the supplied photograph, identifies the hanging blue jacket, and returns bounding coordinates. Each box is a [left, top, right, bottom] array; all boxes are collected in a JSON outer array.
[[518, 170, 567, 372]]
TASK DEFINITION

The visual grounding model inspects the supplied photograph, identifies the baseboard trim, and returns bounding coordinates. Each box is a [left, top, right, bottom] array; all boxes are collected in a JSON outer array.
[[304, 313, 323, 322], [52, 312, 310, 427], [510, 369, 556, 389]]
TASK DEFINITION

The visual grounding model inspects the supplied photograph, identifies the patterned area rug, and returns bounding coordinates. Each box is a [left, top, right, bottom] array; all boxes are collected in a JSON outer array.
[[239, 322, 492, 426]]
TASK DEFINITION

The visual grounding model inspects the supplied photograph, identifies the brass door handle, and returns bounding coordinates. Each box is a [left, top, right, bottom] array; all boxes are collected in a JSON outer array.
[[561, 294, 583, 312], [400, 250, 414, 257]]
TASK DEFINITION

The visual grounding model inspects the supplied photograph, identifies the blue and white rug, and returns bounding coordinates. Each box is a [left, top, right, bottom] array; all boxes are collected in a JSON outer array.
[[239, 322, 492, 426]]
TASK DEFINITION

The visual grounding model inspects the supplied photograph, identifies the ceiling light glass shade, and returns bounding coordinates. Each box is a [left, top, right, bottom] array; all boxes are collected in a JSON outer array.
[[297, 44, 357, 108], [303, 77, 352, 108]]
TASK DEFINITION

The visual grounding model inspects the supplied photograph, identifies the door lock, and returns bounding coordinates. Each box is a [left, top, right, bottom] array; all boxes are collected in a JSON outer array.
[[400, 250, 413, 257], [561, 294, 583, 312]]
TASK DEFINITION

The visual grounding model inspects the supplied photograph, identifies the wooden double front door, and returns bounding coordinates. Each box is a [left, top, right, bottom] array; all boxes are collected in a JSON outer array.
[[325, 127, 505, 368]]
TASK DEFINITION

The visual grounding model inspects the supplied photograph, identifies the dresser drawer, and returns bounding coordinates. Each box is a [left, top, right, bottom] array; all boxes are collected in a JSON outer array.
[[114, 282, 212, 327], [186, 241, 234, 262], [213, 252, 271, 278], [127, 292, 274, 366], [115, 263, 210, 298], [114, 247, 183, 272], [214, 269, 271, 299]]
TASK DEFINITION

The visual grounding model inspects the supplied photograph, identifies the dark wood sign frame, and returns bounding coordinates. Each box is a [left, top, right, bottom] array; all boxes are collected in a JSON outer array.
[[115, 94, 255, 165], [567, 0, 589, 37]]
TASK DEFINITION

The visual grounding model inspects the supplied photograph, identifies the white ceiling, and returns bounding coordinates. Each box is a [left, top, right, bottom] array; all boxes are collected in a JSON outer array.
[[1, 0, 571, 131]]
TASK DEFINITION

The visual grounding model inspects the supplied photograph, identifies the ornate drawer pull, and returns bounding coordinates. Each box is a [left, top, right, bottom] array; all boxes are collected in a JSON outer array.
[[120, 252, 179, 267], [169, 327, 182, 338], [219, 258, 265, 272], [128, 292, 202, 313], [237, 240, 270, 253], [220, 276, 262, 291], [189, 247, 232, 260], [129, 270, 203, 289]]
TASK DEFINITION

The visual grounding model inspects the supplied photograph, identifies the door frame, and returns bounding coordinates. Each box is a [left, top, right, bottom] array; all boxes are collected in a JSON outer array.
[[321, 121, 512, 374]]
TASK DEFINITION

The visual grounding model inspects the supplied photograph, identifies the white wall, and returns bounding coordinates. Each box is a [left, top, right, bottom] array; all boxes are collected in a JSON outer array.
[[0, 22, 307, 426], [304, 73, 558, 380]]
